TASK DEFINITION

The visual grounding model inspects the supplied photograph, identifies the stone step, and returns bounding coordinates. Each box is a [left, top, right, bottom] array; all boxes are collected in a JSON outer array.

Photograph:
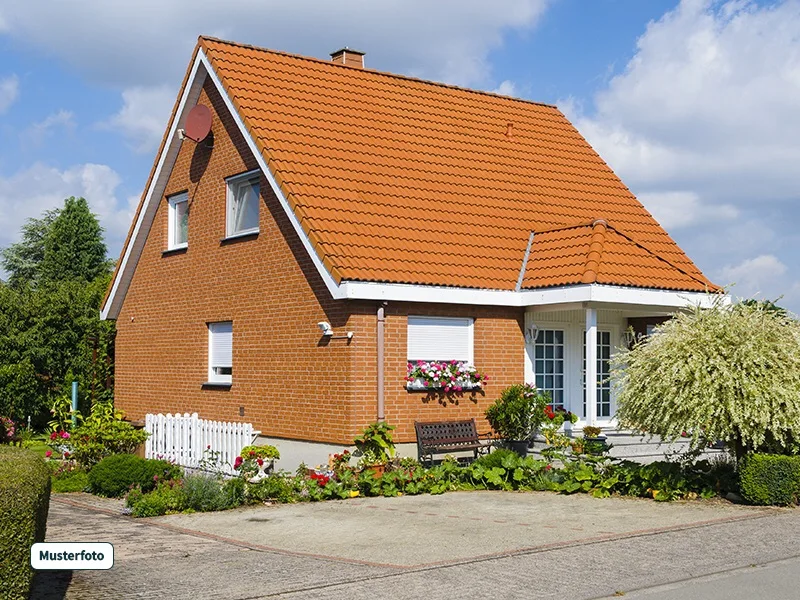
[[530, 430, 726, 464]]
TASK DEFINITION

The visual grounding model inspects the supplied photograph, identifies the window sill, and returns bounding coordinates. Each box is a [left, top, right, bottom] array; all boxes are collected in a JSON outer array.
[[221, 230, 259, 245], [162, 246, 188, 257], [202, 381, 232, 389]]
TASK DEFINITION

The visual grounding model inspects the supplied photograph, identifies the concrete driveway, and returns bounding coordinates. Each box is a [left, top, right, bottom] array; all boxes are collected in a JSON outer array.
[[33, 491, 798, 599]]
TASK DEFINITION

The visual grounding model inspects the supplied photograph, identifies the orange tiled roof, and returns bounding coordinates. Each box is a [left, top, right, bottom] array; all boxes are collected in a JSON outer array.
[[199, 37, 717, 293]]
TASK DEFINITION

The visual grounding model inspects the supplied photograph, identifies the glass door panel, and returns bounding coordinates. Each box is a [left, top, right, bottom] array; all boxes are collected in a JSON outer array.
[[534, 329, 565, 408], [582, 331, 612, 419]]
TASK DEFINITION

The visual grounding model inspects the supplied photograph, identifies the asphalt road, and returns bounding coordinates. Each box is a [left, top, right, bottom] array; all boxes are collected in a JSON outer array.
[[604, 556, 800, 600]]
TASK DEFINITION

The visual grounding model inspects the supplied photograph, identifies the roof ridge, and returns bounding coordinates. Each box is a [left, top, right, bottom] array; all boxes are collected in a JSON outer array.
[[603, 223, 715, 290], [581, 219, 608, 284], [198, 35, 559, 111]]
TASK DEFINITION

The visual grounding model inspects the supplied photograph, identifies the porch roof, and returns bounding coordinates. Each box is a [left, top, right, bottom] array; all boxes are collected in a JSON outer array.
[[523, 220, 713, 292]]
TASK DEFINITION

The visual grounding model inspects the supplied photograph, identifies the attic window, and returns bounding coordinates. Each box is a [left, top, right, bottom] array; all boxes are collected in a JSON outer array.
[[167, 192, 188, 250], [226, 171, 260, 237]]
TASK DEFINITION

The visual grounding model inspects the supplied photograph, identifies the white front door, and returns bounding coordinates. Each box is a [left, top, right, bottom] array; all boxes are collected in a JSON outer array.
[[525, 320, 619, 425]]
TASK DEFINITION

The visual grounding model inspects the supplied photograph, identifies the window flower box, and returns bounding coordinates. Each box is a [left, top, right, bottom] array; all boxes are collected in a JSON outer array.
[[406, 360, 487, 392]]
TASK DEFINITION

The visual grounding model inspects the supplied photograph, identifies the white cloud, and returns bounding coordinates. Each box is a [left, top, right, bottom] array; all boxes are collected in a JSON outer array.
[[637, 190, 738, 230], [25, 110, 76, 145], [567, 0, 800, 204], [0, 1, 548, 88], [718, 254, 788, 298], [0, 74, 19, 113], [492, 80, 518, 97], [100, 85, 175, 153], [0, 163, 135, 266]]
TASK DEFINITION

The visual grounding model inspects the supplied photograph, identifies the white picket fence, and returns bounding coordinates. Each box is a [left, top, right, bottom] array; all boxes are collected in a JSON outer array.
[[144, 413, 259, 475]]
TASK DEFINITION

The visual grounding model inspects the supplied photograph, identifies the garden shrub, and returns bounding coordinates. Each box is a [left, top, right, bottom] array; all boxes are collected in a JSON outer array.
[[50, 460, 90, 493], [127, 480, 185, 517], [612, 300, 800, 458], [88, 454, 181, 497], [740, 453, 800, 505], [181, 474, 235, 512], [248, 473, 296, 504], [222, 476, 246, 506], [0, 447, 51, 600], [69, 418, 148, 468]]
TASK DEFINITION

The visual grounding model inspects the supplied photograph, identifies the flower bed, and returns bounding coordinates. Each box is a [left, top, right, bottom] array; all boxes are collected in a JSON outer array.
[[121, 446, 739, 516]]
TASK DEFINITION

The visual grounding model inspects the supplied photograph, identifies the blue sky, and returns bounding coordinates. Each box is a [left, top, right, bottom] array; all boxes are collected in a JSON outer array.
[[1, 0, 798, 310]]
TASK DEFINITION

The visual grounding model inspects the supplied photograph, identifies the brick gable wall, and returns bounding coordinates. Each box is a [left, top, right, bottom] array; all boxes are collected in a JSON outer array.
[[114, 77, 525, 445]]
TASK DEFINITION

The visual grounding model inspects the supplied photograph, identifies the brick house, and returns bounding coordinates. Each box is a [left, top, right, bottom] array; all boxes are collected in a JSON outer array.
[[101, 37, 722, 450]]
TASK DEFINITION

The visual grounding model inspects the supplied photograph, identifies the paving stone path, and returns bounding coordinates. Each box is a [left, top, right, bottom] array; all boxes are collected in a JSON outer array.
[[30, 492, 800, 599]]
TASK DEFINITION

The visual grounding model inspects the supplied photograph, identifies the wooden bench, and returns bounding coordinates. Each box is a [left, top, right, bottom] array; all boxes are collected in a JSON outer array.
[[414, 419, 494, 466]]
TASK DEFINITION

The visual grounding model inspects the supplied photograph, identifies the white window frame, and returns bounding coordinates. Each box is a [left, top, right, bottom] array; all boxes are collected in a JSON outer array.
[[167, 192, 189, 250], [407, 316, 474, 364], [226, 171, 260, 238], [208, 321, 233, 384]]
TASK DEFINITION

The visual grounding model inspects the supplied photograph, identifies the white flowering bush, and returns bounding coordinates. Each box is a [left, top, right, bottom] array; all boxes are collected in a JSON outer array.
[[611, 299, 800, 459], [406, 360, 487, 393]]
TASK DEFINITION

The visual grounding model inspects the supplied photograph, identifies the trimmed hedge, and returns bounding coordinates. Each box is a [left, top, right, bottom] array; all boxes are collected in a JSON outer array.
[[0, 446, 51, 600], [740, 453, 800, 505], [88, 454, 182, 498]]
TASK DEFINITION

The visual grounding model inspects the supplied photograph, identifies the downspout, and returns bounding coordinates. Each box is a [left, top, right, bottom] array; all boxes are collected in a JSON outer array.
[[376, 302, 387, 422]]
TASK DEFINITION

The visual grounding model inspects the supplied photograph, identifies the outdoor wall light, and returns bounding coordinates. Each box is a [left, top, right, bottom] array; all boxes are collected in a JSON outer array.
[[317, 321, 354, 340], [525, 323, 539, 344]]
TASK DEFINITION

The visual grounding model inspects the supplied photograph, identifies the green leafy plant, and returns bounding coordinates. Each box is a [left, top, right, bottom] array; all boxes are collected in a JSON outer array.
[[485, 384, 549, 441], [466, 450, 550, 491], [248, 473, 297, 504], [68, 407, 149, 468], [353, 421, 396, 466], [126, 479, 185, 517], [49, 459, 89, 493], [739, 453, 800, 505], [612, 299, 800, 459]]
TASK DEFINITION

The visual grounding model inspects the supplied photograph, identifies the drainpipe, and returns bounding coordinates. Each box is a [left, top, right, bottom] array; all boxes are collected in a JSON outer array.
[[376, 302, 387, 422]]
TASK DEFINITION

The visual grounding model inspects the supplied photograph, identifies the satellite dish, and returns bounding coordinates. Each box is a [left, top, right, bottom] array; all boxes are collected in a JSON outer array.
[[183, 104, 212, 143]]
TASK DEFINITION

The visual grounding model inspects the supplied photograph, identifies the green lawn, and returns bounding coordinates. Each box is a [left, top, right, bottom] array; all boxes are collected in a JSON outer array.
[[22, 435, 51, 457]]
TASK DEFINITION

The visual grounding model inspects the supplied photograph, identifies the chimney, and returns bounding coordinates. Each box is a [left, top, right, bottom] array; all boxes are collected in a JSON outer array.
[[330, 47, 365, 69]]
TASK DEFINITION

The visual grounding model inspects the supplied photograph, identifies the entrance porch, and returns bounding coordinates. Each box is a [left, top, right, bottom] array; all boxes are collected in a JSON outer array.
[[524, 304, 673, 430]]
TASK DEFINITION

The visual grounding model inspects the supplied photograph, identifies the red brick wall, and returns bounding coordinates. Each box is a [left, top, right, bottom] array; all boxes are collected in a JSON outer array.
[[349, 303, 524, 442], [114, 78, 525, 445]]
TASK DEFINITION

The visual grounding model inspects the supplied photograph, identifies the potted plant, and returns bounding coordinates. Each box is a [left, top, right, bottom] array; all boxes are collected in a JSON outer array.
[[582, 425, 609, 455], [484, 384, 548, 457], [353, 422, 395, 476], [233, 444, 280, 482]]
